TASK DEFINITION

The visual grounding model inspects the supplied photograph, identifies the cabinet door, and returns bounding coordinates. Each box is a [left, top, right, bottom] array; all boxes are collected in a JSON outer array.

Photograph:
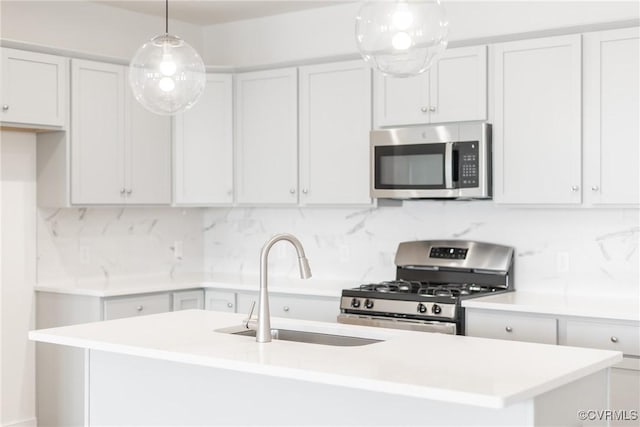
[[493, 35, 582, 204], [374, 71, 429, 127], [430, 45, 487, 123], [1, 48, 67, 128], [103, 293, 171, 320], [299, 61, 372, 206], [235, 68, 298, 205], [71, 60, 126, 204], [204, 290, 236, 312], [465, 310, 558, 345], [174, 74, 233, 205], [584, 27, 640, 206], [125, 84, 172, 205], [172, 290, 204, 311]]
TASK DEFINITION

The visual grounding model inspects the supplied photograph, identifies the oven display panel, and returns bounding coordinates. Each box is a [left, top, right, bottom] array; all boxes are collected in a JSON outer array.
[[429, 247, 468, 260]]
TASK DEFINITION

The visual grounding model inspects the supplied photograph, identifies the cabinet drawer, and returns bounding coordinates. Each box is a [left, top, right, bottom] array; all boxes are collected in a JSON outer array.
[[466, 310, 557, 344], [172, 290, 204, 311], [270, 294, 339, 323], [205, 290, 236, 312], [103, 293, 171, 320], [565, 320, 640, 356]]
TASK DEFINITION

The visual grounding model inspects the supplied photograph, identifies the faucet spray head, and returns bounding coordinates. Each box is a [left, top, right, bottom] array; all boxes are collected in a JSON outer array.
[[298, 257, 312, 279]]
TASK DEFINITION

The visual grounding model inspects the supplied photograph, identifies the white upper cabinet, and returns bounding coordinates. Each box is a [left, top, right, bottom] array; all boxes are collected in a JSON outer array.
[[235, 68, 298, 205], [71, 59, 171, 205], [299, 61, 372, 206], [174, 74, 233, 206], [374, 45, 487, 127], [492, 35, 582, 205], [583, 27, 639, 206], [0, 48, 67, 129]]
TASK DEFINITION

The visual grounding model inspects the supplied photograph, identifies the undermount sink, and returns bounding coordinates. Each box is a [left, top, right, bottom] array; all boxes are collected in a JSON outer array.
[[216, 325, 383, 347]]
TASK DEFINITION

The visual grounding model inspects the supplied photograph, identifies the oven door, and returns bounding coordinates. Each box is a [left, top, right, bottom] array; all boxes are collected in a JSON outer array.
[[372, 141, 454, 199], [337, 313, 457, 335]]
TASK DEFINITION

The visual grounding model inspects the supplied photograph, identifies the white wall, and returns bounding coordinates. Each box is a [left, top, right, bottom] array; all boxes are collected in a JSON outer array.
[[1, 131, 37, 427], [202, 1, 640, 67], [0, 1, 203, 62]]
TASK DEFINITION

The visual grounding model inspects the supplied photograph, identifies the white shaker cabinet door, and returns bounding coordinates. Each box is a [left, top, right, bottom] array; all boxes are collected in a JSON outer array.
[[125, 85, 172, 205], [584, 27, 640, 206], [374, 71, 429, 127], [493, 35, 582, 205], [0, 48, 67, 128], [299, 60, 372, 206], [71, 59, 126, 204], [174, 74, 233, 205], [235, 68, 298, 205], [430, 45, 487, 124]]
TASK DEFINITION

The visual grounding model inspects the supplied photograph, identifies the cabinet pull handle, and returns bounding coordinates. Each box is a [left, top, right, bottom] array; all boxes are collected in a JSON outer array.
[[283, 306, 290, 312], [591, 185, 600, 192], [120, 188, 126, 195], [289, 188, 296, 194], [610, 336, 618, 343], [429, 106, 436, 112], [420, 107, 428, 113], [571, 185, 580, 192], [302, 188, 308, 194], [2, 104, 9, 111], [505, 326, 513, 333], [227, 302, 233, 308], [136, 305, 144, 312], [126, 189, 132, 196]]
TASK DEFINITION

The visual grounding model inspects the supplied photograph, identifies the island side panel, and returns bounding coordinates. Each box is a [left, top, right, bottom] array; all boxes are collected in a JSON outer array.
[[87, 350, 535, 426]]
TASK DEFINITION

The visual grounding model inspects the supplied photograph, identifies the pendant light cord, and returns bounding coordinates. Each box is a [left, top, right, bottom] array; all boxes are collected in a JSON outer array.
[[165, 0, 169, 34]]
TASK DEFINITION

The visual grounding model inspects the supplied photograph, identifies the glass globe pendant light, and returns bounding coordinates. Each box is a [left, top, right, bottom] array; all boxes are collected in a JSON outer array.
[[355, 0, 449, 78], [129, 0, 206, 115]]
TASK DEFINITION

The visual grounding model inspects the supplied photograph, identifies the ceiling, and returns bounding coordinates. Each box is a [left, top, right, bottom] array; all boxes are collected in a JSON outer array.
[[97, 1, 347, 25]]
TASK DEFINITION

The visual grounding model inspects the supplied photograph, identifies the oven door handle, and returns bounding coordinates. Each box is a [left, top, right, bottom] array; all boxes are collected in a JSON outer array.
[[444, 142, 454, 189], [337, 314, 457, 335]]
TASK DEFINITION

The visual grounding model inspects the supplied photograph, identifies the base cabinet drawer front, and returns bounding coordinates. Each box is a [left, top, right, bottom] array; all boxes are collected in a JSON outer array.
[[103, 293, 171, 320], [172, 290, 204, 311], [565, 320, 640, 356], [236, 292, 339, 322], [466, 310, 558, 345], [269, 294, 339, 323], [205, 290, 237, 312]]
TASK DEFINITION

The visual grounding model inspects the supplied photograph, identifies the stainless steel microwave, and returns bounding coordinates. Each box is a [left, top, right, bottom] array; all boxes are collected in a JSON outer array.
[[370, 122, 492, 199]]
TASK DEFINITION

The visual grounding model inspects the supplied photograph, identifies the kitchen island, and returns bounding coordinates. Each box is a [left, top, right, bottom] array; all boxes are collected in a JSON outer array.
[[29, 310, 620, 426]]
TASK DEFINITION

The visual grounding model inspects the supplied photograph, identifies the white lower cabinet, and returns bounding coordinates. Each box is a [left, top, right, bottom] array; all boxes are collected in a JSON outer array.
[[235, 291, 339, 323], [465, 310, 558, 344], [172, 289, 205, 311], [204, 289, 236, 312], [466, 308, 640, 420]]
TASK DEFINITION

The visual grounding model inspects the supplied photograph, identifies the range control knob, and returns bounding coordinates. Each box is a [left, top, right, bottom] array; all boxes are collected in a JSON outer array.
[[364, 299, 374, 309], [417, 303, 428, 314], [350, 298, 361, 308], [432, 304, 442, 315]]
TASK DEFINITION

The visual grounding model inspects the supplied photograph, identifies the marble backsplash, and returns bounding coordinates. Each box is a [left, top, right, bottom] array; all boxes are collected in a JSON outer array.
[[202, 202, 639, 297], [37, 207, 205, 283], [37, 202, 639, 298]]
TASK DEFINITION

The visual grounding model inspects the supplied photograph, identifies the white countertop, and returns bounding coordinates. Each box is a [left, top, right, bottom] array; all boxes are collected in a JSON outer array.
[[29, 309, 621, 409], [35, 273, 349, 298], [462, 291, 640, 322]]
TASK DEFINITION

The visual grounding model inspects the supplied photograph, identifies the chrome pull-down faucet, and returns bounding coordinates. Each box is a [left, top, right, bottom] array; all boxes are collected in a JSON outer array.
[[249, 234, 312, 343]]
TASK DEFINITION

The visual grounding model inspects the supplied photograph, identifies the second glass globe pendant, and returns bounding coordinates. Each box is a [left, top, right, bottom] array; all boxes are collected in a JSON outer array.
[[355, 0, 449, 78], [129, 0, 206, 115]]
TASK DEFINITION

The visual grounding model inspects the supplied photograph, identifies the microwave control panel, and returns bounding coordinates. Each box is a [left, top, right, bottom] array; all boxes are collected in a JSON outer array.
[[456, 141, 479, 188]]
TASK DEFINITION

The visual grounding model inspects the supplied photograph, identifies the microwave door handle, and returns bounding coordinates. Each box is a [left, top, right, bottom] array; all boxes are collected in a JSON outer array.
[[444, 142, 454, 189]]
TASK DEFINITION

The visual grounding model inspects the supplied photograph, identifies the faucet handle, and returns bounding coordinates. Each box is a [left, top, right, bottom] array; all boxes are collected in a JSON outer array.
[[243, 301, 257, 329]]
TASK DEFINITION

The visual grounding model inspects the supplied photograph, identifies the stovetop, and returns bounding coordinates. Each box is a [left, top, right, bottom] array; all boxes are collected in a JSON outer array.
[[343, 279, 507, 303]]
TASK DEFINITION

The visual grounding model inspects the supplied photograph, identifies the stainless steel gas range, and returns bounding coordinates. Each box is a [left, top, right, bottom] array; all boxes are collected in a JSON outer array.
[[338, 240, 515, 335]]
